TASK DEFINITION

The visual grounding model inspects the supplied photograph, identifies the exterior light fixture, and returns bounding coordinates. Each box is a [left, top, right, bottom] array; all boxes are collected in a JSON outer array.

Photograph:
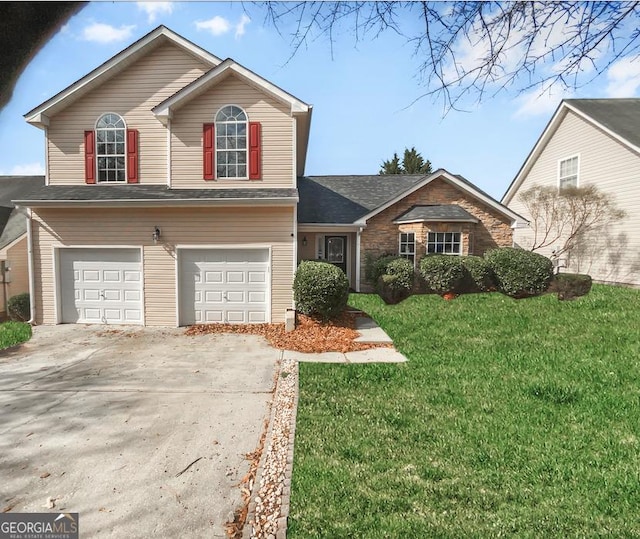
[[302, 236, 307, 246], [152, 226, 161, 243]]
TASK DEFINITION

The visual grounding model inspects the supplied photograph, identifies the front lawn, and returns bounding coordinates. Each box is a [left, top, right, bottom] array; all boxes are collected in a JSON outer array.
[[288, 285, 640, 537], [0, 321, 32, 350]]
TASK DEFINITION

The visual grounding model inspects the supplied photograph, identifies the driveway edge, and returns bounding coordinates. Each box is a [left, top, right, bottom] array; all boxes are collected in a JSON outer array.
[[243, 355, 299, 539]]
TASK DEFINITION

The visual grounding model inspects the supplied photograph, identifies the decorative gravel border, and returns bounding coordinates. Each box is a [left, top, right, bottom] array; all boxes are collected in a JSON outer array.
[[243, 356, 299, 539]]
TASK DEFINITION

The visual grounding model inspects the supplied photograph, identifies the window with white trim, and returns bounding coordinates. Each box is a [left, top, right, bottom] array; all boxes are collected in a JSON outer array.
[[215, 105, 248, 179], [558, 155, 578, 190], [399, 232, 416, 264], [96, 113, 126, 182], [427, 232, 461, 254]]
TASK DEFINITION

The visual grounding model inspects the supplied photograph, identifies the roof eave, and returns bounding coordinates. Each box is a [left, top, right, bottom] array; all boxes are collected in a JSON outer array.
[[24, 26, 221, 122], [152, 60, 311, 120], [13, 197, 298, 208], [392, 217, 479, 225]]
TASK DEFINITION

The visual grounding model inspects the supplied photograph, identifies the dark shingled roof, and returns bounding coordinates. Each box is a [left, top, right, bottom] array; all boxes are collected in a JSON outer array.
[[14, 184, 298, 204], [297, 174, 426, 224], [0, 175, 46, 248], [565, 98, 640, 149], [393, 204, 479, 223]]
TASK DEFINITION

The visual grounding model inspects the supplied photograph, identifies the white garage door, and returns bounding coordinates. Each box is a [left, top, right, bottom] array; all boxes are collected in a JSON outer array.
[[179, 248, 269, 325], [59, 248, 143, 324]]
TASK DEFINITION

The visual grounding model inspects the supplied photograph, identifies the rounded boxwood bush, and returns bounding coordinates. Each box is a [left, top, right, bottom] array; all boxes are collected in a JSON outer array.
[[419, 255, 465, 293], [461, 255, 495, 292], [377, 257, 415, 304], [7, 293, 30, 322], [364, 253, 398, 285], [484, 248, 553, 298], [548, 273, 593, 300], [293, 261, 349, 320]]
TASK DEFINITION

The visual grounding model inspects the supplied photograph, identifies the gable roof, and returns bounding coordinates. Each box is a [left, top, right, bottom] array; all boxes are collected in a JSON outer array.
[[297, 174, 425, 224], [0, 175, 46, 249], [24, 26, 221, 128], [298, 169, 523, 225], [393, 205, 479, 224], [502, 98, 640, 204], [153, 58, 312, 176]]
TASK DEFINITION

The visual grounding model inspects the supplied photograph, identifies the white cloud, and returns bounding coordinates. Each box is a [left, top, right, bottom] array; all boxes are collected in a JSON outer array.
[[235, 14, 251, 39], [81, 23, 136, 44], [1, 163, 45, 176], [195, 16, 231, 36], [513, 81, 572, 118], [605, 57, 640, 98], [137, 2, 174, 24]]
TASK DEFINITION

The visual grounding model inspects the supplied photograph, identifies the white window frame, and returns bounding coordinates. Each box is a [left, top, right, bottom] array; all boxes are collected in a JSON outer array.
[[427, 231, 462, 255], [398, 232, 416, 266], [558, 154, 579, 190], [215, 104, 248, 180], [95, 112, 127, 183]]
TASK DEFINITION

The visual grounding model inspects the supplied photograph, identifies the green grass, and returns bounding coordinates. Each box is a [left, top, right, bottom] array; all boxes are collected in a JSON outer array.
[[0, 321, 32, 349], [288, 285, 640, 538]]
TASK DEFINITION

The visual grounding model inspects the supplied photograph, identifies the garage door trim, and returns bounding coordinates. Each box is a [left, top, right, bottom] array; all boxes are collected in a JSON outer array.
[[53, 246, 145, 325], [175, 244, 272, 326]]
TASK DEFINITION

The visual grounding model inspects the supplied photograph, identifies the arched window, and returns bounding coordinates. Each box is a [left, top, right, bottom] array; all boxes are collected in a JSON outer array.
[[215, 105, 247, 179], [96, 113, 126, 182]]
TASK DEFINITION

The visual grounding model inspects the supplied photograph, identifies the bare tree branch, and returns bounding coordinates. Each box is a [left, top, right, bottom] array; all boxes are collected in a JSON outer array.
[[260, 1, 640, 112]]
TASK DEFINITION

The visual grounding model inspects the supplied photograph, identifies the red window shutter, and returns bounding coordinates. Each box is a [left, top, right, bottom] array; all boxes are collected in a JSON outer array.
[[126, 129, 139, 183], [84, 130, 96, 184], [203, 123, 215, 180], [249, 122, 261, 180]]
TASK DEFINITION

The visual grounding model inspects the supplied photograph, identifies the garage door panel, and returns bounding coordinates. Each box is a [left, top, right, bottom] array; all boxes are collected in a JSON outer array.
[[205, 271, 223, 284], [60, 248, 142, 325], [179, 249, 269, 325], [83, 270, 100, 282]]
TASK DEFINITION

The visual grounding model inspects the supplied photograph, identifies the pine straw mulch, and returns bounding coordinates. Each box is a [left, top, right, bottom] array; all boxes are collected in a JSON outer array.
[[184, 310, 392, 354]]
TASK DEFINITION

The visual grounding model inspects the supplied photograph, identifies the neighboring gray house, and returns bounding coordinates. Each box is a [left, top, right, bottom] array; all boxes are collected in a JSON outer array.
[[0, 176, 46, 314], [502, 99, 640, 287]]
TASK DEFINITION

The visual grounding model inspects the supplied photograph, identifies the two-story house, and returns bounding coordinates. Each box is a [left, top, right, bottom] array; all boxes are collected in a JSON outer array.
[[16, 26, 522, 326], [503, 99, 640, 287]]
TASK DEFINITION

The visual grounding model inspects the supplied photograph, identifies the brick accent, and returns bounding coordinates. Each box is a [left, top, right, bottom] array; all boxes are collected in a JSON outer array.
[[360, 178, 513, 290]]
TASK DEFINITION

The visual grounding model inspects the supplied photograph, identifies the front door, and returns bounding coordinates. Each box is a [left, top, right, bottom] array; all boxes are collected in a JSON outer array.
[[325, 236, 347, 274]]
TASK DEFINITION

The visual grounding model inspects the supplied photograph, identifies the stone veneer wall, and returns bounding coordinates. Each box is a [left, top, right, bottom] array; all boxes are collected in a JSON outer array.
[[359, 178, 513, 291]]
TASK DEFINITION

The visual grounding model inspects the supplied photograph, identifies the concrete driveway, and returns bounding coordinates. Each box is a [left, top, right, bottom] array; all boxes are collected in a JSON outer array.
[[0, 325, 280, 538]]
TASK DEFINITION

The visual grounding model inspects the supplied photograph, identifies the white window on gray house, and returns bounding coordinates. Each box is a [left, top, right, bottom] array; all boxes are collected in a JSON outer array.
[[427, 232, 461, 254], [399, 232, 416, 264], [558, 155, 579, 190]]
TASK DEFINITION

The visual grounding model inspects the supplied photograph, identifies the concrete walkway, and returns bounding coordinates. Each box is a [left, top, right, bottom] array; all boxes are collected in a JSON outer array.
[[283, 315, 407, 363]]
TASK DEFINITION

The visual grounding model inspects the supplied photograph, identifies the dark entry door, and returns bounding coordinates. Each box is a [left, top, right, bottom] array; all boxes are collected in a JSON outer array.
[[325, 236, 347, 273]]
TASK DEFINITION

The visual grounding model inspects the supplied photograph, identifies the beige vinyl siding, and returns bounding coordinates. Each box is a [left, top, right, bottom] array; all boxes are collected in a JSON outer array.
[[47, 43, 209, 186], [171, 74, 294, 188], [31, 206, 295, 325], [509, 110, 640, 286], [0, 236, 29, 314]]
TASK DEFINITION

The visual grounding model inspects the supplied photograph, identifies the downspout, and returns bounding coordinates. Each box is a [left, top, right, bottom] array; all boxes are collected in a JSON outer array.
[[355, 226, 363, 292], [25, 207, 36, 324]]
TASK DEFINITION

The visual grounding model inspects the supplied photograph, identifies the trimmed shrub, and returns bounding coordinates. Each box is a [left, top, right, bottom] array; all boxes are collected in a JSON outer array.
[[377, 257, 415, 304], [364, 252, 398, 285], [484, 248, 553, 298], [419, 255, 465, 294], [293, 261, 349, 320], [461, 255, 495, 292], [548, 273, 593, 300], [7, 293, 30, 322]]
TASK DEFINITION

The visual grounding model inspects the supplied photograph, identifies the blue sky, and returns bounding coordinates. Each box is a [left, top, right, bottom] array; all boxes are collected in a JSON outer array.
[[1, 2, 638, 199]]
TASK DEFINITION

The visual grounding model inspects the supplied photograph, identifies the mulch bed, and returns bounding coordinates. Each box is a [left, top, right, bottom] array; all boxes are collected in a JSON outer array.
[[184, 310, 391, 353]]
